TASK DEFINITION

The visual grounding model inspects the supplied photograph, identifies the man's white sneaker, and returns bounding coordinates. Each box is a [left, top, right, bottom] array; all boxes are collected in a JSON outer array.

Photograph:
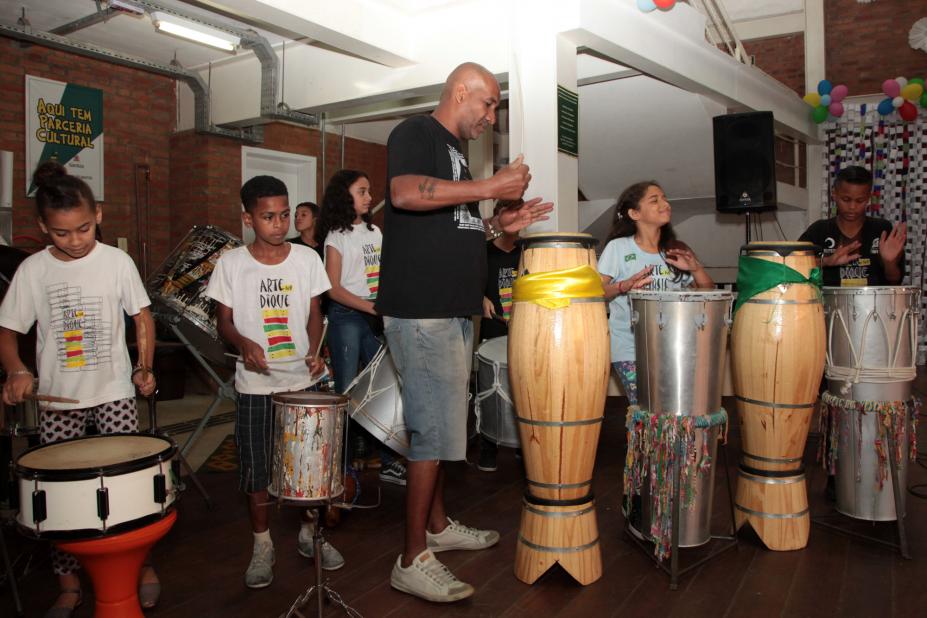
[[244, 541, 275, 589], [426, 517, 500, 553], [390, 549, 474, 603]]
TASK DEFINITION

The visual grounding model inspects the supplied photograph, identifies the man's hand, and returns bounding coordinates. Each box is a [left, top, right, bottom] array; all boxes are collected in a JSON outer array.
[[497, 197, 554, 234], [240, 338, 269, 373], [879, 222, 907, 266], [822, 241, 861, 267], [490, 155, 531, 201]]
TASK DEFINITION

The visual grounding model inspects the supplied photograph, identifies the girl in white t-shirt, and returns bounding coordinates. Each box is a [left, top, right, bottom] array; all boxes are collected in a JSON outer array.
[[0, 161, 161, 615], [597, 181, 713, 405], [320, 170, 405, 483]]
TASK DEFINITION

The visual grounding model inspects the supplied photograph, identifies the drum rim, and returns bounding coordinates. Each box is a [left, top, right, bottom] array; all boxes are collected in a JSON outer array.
[[272, 391, 350, 406], [823, 285, 921, 295], [740, 241, 821, 256], [476, 336, 508, 364], [628, 289, 734, 300], [17, 509, 176, 540], [517, 232, 597, 248], [14, 434, 176, 481]]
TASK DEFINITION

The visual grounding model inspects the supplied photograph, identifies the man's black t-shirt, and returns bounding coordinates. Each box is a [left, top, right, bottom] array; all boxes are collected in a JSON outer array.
[[375, 115, 487, 318], [481, 240, 520, 341], [798, 216, 902, 286]]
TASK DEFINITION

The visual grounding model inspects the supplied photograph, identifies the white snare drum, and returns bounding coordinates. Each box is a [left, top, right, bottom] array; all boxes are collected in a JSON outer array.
[[345, 345, 410, 457], [269, 392, 347, 504], [15, 434, 177, 538], [475, 336, 520, 449]]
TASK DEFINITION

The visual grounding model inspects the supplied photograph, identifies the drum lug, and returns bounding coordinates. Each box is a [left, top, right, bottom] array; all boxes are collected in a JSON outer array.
[[695, 313, 707, 330], [657, 311, 666, 330], [630, 310, 639, 327], [154, 473, 168, 504], [31, 489, 47, 524], [96, 487, 110, 525]]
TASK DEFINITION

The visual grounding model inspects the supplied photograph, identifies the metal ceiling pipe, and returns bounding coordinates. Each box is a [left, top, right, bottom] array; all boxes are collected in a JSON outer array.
[[0, 23, 261, 143]]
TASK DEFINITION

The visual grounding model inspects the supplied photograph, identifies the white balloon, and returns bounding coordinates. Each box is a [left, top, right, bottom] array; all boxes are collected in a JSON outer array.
[[893, 96, 904, 108], [896, 76, 908, 88]]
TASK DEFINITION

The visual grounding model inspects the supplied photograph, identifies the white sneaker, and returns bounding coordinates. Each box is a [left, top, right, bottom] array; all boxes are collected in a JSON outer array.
[[297, 534, 346, 571], [244, 541, 275, 589], [426, 517, 500, 553], [390, 549, 474, 603]]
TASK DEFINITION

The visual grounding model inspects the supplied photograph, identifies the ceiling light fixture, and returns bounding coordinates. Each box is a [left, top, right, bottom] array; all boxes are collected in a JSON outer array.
[[151, 11, 239, 52]]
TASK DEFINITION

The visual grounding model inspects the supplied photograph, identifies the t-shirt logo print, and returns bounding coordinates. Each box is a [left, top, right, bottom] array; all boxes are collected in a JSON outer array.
[[260, 277, 296, 359], [363, 243, 381, 299], [448, 145, 484, 232], [48, 282, 110, 371]]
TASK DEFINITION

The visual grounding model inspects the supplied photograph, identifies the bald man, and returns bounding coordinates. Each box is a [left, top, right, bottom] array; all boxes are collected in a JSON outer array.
[[376, 62, 552, 602]]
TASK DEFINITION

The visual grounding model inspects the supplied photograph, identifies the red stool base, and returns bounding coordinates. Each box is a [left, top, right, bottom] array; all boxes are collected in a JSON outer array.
[[56, 510, 177, 618]]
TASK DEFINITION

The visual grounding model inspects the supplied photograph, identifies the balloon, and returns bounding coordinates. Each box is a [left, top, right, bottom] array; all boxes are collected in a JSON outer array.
[[830, 84, 849, 102], [899, 101, 918, 122], [901, 83, 924, 101], [877, 98, 895, 116], [803, 92, 821, 107], [637, 0, 657, 11], [812, 105, 829, 124], [910, 77, 925, 88], [921, 92, 927, 108], [653, 0, 676, 8], [893, 96, 904, 108], [817, 79, 833, 96], [820, 94, 832, 106], [883, 79, 901, 98], [896, 76, 908, 88], [828, 101, 845, 117]]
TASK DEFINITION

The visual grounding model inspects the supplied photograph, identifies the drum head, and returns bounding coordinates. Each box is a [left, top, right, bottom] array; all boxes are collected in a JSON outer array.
[[273, 391, 349, 406], [517, 232, 598, 249], [477, 336, 508, 365], [629, 289, 734, 302], [16, 435, 174, 473]]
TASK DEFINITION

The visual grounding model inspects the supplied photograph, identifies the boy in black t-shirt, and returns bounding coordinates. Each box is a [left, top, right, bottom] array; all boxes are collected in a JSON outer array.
[[798, 166, 906, 286]]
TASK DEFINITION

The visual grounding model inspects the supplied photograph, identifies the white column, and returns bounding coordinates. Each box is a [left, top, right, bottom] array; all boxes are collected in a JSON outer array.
[[804, 0, 826, 226], [509, 7, 578, 232], [468, 129, 496, 219]]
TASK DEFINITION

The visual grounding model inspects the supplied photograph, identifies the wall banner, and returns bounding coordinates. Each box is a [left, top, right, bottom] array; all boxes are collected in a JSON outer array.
[[25, 75, 104, 199]]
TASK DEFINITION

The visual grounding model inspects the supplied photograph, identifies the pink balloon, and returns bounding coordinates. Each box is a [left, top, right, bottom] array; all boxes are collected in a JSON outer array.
[[828, 101, 845, 117], [899, 101, 918, 122], [883, 78, 901, 98], [830, 84, 849, 102]]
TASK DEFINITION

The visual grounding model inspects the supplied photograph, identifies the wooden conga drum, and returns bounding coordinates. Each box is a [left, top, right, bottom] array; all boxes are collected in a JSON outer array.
[[731, 242, 825, 550], [509, 233, 609, 585]]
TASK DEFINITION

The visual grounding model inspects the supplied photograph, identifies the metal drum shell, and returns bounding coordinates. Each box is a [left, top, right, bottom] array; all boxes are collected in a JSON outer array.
[[475, 336, 520, 449], [345, 345, 410, 458], [629, 289, 732, 548], [268, 392, 347, 504]]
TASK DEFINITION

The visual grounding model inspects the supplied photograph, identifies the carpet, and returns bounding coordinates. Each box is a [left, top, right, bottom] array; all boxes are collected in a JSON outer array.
[[203, 434, 238, 472]]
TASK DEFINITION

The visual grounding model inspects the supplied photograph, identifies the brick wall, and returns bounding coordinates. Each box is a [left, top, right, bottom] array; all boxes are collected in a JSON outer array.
[[0, 37, 175, 272], [742, 1, 926, 98], [168, 123, 388, 247]]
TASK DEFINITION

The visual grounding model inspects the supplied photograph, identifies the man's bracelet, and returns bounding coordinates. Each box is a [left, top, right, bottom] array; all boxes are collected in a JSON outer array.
[[485, 218, 503, 240], [8, 369, 32, 378]]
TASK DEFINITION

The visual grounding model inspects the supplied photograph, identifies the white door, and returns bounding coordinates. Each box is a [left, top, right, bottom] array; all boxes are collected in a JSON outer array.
[[241, 146, 316, 244]]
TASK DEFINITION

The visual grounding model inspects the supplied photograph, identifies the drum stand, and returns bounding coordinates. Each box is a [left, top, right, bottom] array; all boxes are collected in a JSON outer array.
[[280, 505, 361, 618], [146, 393, 213, 509], [625, 441, 739, 590], [157, 317, 237, 460], [0, 519, 23, 616], [811, 427, 911, 560]]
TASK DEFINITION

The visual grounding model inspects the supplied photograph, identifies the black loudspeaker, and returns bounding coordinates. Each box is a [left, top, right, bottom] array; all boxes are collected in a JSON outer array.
[[713, 111, 777, 213]]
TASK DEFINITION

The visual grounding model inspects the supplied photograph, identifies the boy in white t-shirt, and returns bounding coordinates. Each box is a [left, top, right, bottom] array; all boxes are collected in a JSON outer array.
[[205, 175, 341, 589]]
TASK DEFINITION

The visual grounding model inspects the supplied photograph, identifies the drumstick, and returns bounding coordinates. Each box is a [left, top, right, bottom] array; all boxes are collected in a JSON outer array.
[[314, 320, 328, 359], [25, 393, 80, 404]]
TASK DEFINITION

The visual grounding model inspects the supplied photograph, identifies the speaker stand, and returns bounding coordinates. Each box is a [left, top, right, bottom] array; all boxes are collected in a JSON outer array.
[[744, 211, 752, 244]]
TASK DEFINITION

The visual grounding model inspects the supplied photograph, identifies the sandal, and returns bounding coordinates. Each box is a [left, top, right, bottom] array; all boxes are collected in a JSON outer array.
[[44, 588, 82, 618], [139, 565, 162, 609]]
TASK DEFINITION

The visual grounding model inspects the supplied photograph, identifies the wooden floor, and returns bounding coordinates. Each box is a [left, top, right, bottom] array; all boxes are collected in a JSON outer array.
[[4, 388, 927, 618]]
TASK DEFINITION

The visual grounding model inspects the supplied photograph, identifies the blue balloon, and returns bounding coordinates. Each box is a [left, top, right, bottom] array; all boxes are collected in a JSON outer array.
[[877, 97, 895, 116], [820, 94, 831, 106], [817, 79, 833, 96], [637, 0, 657, 10]]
